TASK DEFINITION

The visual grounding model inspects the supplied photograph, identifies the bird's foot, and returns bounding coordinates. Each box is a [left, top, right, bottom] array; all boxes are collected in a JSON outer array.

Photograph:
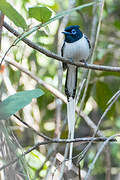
[[80, 59, 88, 67]]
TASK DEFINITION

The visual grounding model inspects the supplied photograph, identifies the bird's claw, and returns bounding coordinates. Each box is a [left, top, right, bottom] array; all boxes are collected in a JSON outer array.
[[80, 59, 88, 67]]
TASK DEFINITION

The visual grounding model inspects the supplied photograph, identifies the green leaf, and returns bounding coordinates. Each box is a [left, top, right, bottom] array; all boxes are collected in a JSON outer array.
[[0, 0, 27, 29], [14, 1, 95, 45], [0, 89, 44, 120], [96, 81, 115, 117], [28, 6, 52, 23], [41, 1, 95, 28]]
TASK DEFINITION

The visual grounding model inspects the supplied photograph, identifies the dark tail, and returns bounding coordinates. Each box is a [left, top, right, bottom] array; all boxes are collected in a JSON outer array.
[[65, 65, 78, 100]]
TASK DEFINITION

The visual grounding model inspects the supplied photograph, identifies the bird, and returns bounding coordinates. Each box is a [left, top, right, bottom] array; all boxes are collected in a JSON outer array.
[[61, 25, 91, 169]]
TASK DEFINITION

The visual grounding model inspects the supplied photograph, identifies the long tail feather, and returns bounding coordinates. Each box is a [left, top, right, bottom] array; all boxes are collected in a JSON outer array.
[[65, 65, 77, 169], [67, 97, 75, 169]]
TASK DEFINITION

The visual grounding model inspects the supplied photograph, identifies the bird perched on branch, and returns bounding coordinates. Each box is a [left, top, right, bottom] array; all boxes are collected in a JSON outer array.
[[61, 25, 91, 169]]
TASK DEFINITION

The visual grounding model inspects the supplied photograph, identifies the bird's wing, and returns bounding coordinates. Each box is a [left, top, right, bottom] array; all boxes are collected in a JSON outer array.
[[61, 41, 67, 70], [84, 35, 91, 49]]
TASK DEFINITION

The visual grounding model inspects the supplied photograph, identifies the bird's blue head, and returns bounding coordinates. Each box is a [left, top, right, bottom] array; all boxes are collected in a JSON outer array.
[[62, 25, 83, 43]]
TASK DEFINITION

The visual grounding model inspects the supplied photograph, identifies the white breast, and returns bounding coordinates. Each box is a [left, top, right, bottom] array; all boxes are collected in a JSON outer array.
[[63, 35, 90, 63]]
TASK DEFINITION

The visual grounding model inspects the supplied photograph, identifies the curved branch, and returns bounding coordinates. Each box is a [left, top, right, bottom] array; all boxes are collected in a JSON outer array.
[[3, 22, 120, 73], [0, 136, 116, 171]]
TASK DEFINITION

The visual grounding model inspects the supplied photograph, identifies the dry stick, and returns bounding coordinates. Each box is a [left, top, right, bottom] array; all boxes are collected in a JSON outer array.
[[3, 22, 120, 73]]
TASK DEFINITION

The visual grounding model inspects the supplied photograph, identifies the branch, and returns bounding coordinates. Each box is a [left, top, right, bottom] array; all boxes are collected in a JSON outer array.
[[3, 22, 120, 73], [0, 136, 116, 171]]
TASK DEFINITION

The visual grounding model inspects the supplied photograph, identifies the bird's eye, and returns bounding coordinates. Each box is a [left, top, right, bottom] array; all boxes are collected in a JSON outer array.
[[71, 29, 76, 34]]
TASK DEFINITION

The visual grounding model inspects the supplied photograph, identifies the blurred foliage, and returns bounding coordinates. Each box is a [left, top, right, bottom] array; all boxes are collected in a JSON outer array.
[[0, 0, 120, 179]]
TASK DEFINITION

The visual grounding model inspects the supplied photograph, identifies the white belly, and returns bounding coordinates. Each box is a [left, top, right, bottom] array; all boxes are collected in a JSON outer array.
[[63, 35, 90, 62]]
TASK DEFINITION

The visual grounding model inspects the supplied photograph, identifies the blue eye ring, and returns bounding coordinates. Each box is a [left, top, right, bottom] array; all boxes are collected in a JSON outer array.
[[71, 29, 76, 35]]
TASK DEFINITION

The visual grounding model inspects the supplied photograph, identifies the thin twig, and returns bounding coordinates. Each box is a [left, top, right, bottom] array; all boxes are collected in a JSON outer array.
[[13, 114, 52, 141], [0, 136, 116, 172], [85, 134, 120, 180], [0, 45, 14, 66], [107, 89, 120, 105]]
